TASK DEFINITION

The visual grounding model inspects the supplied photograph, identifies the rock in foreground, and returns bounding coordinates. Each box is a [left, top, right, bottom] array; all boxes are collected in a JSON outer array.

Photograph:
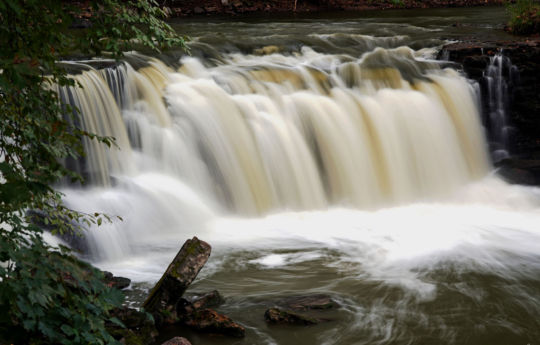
[[184, 309, 245, 338]]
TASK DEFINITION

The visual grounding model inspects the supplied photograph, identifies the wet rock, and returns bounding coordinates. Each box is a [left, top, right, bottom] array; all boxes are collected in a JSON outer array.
[[264, 307, 319, 325], [496, 158, 540, 185], [175, 298, 195, 321], [161, 337, 192, 345], [184, 309, 245, 338], [190, 290, 224, 310], [104, 271, 131, 290], [143, 237, 211, 313], [110, 307, 148, 329], [281, 294, 339, 311], [193, 6, 204, 14], [254, 45, 281, 55]]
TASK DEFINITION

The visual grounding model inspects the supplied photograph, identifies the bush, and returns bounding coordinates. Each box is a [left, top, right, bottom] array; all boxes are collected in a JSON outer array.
[[506, 0, 540, 35], [0, 1, 186, 344]]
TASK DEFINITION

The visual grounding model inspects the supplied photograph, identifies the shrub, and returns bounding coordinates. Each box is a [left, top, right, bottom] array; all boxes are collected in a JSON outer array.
[[506, 0, 540, 35], [0, 1, 186, 344]]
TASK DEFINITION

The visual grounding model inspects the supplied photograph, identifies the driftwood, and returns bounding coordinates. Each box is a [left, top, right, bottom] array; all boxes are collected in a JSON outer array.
[[142, 237, 211, 313]]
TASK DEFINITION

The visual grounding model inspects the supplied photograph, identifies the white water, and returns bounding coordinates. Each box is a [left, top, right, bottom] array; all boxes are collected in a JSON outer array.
[[55, 43, 540, 309], [66, 175, 540, 295], [483, 53, 518, 162]]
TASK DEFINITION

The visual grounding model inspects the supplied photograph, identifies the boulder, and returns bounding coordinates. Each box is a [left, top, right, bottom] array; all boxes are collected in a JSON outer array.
[[142, 237, 211, 313], [264, 308, 319, 325], [183, 308, 245, 338], [103, 271, 131, 290], [161, 337, 192, 345], [193, 6, 204, 14], [190, 290, 224, 310]]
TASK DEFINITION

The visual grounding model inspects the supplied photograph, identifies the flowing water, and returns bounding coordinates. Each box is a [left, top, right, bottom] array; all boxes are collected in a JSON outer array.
[[57, 7, 540, 345]]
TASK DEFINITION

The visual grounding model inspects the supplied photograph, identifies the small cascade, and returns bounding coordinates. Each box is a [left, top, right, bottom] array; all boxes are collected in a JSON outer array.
[[483, 52, 519, 162], [56, 57, 176, 186]]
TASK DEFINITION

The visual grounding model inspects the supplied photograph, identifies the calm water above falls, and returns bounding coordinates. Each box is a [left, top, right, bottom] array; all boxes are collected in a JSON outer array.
[[58, 7, 540, 345]]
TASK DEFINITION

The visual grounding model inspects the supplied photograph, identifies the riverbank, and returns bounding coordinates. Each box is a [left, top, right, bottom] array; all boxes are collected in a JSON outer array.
[[66, 0, 506, 18], [164, 0, 506, 17]]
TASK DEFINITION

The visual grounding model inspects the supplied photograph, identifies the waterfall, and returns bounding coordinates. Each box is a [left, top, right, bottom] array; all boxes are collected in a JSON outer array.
[[58, 47, 491, 260], [49, 14, 540, 344], [59, 48, 489, 213], [483, 52, 518, 162]]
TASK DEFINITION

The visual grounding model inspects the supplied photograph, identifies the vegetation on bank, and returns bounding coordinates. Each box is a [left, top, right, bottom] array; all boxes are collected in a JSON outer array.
[[506, 0, 540, 35], [0, 1, 185, 344]]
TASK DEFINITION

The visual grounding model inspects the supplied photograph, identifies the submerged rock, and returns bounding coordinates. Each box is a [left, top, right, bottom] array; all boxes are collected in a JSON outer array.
[[281, 294, 339, 311], [264, 307, 319, 325], [161, 337, 192, 345], [142, 237, 211, 313], [184, 308, 245, 338]]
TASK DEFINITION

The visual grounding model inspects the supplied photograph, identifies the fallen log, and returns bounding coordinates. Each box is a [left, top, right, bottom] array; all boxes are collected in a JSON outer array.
[[142, 237, 211, 313]]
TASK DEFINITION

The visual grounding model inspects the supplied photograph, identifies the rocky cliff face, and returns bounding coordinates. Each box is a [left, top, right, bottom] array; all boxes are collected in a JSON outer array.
[[440, 39, 540, 184]]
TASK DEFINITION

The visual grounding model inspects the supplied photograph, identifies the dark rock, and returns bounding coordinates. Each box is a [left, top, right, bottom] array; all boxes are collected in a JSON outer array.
[[103, 271, 131, 290], [110, 307, 148, 329], [264, 307, 319, 325], [190, 290, 224, 310], [184, 308, 245, 338], [175, 298, 195, 321], [280, 294, 338, 311], [142, 237, 211, 313], [161, 337, 192, 345], [496, 158, 540, 185], [193, 6, 204, 14]]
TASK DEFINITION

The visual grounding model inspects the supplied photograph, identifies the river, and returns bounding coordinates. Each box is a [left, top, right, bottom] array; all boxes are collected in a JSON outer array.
[[58, 6, 540, 345]]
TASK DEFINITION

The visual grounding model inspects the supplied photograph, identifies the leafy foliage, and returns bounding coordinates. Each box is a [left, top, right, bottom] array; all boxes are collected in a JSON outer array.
[[0, 0, 185, 344], [506, 0, 540, 35]]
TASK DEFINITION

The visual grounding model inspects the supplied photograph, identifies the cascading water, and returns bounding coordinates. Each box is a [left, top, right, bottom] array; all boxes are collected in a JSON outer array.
[[483, 52, 518, 162], [60, 48, 489, 215], [58, 10, 540, 345]]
